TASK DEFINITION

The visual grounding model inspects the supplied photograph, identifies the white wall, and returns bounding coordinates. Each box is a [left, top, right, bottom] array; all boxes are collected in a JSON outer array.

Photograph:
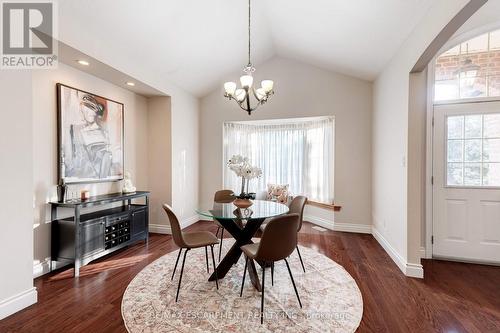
[[372, 0, 470, 277], [31, 63, 150, 276], [453, 0, 500, 38], [0, 72, 37, 319], [200, 57, 373, 227]]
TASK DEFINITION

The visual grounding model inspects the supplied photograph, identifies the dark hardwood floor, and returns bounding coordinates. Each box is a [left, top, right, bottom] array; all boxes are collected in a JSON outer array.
[[1, 221, 499, 332]]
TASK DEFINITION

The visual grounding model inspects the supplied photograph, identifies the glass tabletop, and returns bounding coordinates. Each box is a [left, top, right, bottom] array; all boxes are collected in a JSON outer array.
[[196, 200, 289, 220]]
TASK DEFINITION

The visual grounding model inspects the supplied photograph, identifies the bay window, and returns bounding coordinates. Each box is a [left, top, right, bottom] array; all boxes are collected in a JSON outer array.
[[223, 116, 334, 204]]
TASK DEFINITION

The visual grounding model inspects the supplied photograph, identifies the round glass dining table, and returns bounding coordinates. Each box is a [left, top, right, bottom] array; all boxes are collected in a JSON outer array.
[[196, 199, 289, 221], [196, 200, 289, 291]]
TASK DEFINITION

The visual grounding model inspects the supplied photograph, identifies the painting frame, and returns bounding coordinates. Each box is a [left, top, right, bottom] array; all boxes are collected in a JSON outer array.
[[57, 83, 125, 184]]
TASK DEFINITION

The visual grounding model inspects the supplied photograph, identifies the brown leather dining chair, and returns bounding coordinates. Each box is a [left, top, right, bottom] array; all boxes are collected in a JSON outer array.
[[240, 213, 303, 324], [163, 204, 219, 302], [213, 190, 235, 261], [260, 195, 308, 272]]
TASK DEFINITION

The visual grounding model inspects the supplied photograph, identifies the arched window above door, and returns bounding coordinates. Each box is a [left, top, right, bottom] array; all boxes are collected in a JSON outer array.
[[435, 29, 500, 102]]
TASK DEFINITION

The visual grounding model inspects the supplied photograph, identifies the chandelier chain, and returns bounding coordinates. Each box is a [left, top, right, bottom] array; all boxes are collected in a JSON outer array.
[[247, 0, 251, 67]]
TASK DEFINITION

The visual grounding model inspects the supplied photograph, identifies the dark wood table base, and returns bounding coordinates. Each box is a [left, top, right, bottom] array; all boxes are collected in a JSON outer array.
[[208, 217, 265, 291]]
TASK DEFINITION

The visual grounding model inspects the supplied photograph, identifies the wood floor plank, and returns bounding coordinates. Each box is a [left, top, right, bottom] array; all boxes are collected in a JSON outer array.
[[0, 221, 499, 332]]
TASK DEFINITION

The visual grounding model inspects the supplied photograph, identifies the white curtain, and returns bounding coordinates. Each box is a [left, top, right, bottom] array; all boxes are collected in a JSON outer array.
[[223, 117, 334, 203]]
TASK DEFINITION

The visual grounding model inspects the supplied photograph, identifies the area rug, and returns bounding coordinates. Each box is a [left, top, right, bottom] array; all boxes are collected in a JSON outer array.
[[122, 240, 363, 332]]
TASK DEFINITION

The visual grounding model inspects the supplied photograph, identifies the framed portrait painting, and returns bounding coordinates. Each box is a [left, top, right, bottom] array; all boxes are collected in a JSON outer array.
[[57, 83, 124, 184]]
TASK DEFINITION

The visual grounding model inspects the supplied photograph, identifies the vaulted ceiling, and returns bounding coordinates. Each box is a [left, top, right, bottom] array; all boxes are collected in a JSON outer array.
[[58, 0, 435, 97]]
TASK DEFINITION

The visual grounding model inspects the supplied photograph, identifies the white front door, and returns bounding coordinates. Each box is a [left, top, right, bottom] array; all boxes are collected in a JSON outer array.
[[433, 101, 500, 263]]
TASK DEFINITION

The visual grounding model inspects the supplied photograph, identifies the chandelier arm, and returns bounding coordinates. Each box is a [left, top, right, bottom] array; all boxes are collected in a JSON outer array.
[[234, 97, 259, 114], [250, 87, 262, 101]]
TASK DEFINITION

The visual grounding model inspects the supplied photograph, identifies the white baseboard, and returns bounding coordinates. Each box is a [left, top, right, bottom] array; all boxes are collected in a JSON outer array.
[[372, 226, 424, 278], [334, 222, 372, 234], [33, 259, 51, 278], [0, 287, 37, 320], [304, 215, 334, 230], [304, 215, 371, 234], [149, 215, 200, 235], [149, 223, 171, 234], [406, 263, 425, 278]]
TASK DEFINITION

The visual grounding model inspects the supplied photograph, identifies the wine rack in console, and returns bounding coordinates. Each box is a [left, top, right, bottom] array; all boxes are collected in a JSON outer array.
[[105, 214, 131, 249]]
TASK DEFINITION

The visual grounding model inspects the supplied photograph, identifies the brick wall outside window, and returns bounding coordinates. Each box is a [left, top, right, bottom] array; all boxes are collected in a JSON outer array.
[[435, 30, 500, 101]]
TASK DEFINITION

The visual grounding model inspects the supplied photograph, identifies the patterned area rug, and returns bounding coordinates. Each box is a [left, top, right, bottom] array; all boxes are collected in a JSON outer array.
[[122, 239, 363, 332]]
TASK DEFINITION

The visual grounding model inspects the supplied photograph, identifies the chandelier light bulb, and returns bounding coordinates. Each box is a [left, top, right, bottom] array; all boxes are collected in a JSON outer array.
[[255, 88, 266, 101], [224, 82, 237, 95], [240, 75, 253, 88], [261, 80, 274, 93], [235, 89, 246, 102]]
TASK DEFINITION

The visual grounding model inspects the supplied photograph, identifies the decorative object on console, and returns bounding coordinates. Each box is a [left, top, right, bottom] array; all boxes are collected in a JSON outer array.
[[227, 155, 261, 207], [57, 83, 124, 184], [266, 184, 289, 204], [223, 0, 274, 115], [56, 179, 68, 203], [122, 171, 137, 193]]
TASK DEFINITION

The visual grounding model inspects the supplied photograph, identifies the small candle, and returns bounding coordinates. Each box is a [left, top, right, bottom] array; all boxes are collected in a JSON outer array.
[[81, 190, 90, 200]]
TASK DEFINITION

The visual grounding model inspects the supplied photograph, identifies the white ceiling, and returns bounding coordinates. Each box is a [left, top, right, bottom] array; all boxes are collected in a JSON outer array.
[[58, 0, 434, 97]]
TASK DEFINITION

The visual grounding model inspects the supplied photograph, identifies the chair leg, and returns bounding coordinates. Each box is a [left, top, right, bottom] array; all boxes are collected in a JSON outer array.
[[175, 249, 189, 302], [205, 246, 210, 273], [218, 228, 224, 262], [171, 248, 182, 281], [240, 256, 248, 297], [271, 262, 274, 286], [210, 245, 219, 290], [261, 264, 266, 324], [215, 226, 220, 237], [296, 245, 306, 273], [284, 258, 302, 308]]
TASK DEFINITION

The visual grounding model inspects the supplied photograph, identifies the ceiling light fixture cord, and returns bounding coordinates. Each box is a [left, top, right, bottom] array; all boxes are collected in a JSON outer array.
[[248, 0, 251, 67]]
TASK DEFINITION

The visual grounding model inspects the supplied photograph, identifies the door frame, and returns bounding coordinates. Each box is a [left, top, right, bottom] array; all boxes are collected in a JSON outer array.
[[425, 75, 500, 260], [425, 22, 500, 260]]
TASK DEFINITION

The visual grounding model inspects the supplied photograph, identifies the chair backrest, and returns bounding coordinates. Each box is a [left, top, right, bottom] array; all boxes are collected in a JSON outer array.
[[162, 204, 186, 248], [256, 213, 300, 262], [214, 190, 235, 203], [289, 196, 307, 231]]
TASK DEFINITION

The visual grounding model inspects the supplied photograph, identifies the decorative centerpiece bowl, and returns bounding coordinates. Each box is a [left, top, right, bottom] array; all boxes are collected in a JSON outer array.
[[233, 198, 253, 209]]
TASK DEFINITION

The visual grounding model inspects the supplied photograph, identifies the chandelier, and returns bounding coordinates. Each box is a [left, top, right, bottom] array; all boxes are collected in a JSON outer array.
[[223, 0, 274, 115]]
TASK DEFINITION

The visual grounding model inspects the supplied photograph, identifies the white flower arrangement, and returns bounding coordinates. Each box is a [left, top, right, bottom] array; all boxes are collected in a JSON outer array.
[[228, 155, 262, 180], [227, 155, 262, 197]]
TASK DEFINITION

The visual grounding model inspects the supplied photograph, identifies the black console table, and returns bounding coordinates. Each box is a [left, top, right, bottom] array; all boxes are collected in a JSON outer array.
[[50, 191, 150, 277]]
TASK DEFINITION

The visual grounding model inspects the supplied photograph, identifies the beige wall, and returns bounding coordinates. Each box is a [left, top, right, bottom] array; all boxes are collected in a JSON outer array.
[[170, 95, 200, 223], [408, 71, 428, 264], [200, 57, 372, 226], [32, 63, 150, 275], [0, 71, 36, 319], [147, 97, 172, 226]]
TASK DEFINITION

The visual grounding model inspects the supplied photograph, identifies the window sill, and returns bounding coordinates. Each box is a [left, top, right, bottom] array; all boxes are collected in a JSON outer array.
[[306, 200, 341, 211]]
